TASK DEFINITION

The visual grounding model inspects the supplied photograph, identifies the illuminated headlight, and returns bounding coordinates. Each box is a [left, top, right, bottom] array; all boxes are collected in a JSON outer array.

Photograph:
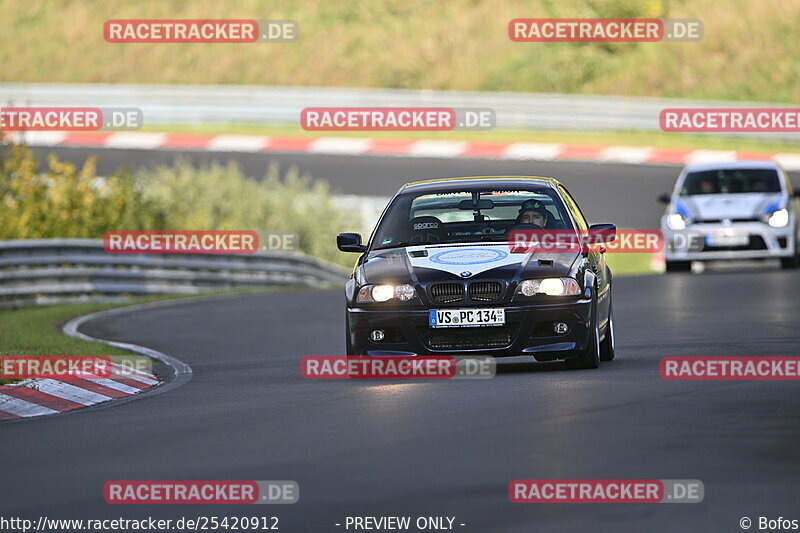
[[517, 278, 581, 297], [371, 285, 394, 302], [357, 284, 417, 303], [667, 213, 687, 230], [767, 208, 789, 228]]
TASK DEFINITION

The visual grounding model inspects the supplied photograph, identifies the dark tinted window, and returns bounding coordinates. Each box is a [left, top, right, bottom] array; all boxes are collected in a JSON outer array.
[[681, 169, 781, 195], [371, 187, 572, 249]]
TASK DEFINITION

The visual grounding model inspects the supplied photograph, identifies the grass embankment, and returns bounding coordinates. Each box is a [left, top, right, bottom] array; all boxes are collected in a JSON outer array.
[[0, 296, 178, 385], [2, 0, 798, 103]]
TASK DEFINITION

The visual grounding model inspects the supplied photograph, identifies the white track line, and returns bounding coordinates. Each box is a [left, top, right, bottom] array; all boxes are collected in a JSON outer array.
[[773, 154, 800, 171], [502, 143, 563, 160], [407, 140, 468, 158], [207, 135, 270, 152], [599, 146, 654, 164], [308, 137, 372, 155], [109, 363, 159, 385], [23, 379, 114, 406], [80, 374, 143, 394], [684, 150, 738, 164], [0, 393, 59, 417], [104, 132, 167, 149]]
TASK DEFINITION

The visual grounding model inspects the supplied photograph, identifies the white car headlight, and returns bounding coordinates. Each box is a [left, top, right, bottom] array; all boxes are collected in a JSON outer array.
[[667, 213, 687, 230], [357, 284, 417, 303], [371, 285, 394, 302], [516, 278, 581, 297], [767, 208, 789, 228]]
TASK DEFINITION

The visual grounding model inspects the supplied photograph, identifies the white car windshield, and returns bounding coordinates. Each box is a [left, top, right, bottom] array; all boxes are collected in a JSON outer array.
[[681, 168, 781, 195]]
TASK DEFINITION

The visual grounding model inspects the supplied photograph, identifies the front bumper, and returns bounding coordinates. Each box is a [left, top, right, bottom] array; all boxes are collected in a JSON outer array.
[[347, 298, 592, 361], [663, 222, 796, 261]]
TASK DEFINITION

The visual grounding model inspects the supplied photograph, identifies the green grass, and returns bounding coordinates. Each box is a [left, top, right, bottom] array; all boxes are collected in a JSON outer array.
[[0, 289, 290, 385], [143, 123, 800, 154], [2, 0, 800, 103], [0, 296, 179, 385], [605, 253, 656, 276]]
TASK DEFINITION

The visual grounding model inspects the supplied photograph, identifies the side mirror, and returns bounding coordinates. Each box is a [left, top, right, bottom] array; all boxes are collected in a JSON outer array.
[[337, 233, 367, 253], [657, 192, 671, 204], [589, 223, 616, 244]]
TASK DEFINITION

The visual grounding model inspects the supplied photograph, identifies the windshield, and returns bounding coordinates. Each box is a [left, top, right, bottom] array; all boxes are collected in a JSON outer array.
[[371, 187, 573, 250], [680, 169, 781, 195]]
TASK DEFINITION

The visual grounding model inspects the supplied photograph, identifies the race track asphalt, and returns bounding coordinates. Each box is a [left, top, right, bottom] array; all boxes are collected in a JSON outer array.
[[2, 267, 800, 533]]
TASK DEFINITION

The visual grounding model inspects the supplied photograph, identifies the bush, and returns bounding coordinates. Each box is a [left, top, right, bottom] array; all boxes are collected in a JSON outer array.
[[0, 139, 357, 266], [138, 159, 358, 265]]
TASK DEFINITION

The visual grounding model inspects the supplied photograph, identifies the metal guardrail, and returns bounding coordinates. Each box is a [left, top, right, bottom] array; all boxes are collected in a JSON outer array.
[[0, 239, 350, 308], [1, 83, 798, 140]]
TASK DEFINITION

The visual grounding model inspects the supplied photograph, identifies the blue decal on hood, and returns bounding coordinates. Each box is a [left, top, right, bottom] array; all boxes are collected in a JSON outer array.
[[674, 198, 691, 218], [429, 248, 509, 266], [762, 198, 783, 215]]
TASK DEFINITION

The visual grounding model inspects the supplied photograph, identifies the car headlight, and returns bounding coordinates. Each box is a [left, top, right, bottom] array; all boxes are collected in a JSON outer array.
[[667, 213, 687, 230], [767, 208, 789, 228], [356, 284, 417, 303], [516, 278, 581, 297]]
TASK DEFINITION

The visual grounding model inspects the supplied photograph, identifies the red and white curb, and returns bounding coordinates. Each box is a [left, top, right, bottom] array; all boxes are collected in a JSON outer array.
[[0, 301, 193, 422], [11, 131, 800, 170], [0, 363, 159, 421]]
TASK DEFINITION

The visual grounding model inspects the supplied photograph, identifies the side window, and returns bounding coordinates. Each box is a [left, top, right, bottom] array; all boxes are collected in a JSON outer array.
[[558, 186, 588, 230], [781, 170, 794, 196]]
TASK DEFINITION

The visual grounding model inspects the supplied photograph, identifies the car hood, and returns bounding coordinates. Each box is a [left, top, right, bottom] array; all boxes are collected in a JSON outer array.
[[360, 243, 578, 284], [680, 193, 781, 221]]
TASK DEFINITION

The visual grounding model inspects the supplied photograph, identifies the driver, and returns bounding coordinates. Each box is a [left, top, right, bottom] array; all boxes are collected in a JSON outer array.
[[518, 199, 549, 227]]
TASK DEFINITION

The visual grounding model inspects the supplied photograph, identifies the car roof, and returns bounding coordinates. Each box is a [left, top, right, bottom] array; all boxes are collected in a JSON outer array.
[[399, 176, 561, 194], [682, 160, 782, 173]]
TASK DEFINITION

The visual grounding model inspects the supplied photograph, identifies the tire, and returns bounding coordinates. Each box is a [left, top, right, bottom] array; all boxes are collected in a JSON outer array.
[[345, 314, 356, 356], [565, 299, 600, 370], [665, 260, 691, 272], [780, 256, 798, 269], [599, 301, 615, 362]]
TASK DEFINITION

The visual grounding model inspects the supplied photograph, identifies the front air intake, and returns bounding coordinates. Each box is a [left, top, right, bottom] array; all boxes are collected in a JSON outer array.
[[430, 282, 464, 304]]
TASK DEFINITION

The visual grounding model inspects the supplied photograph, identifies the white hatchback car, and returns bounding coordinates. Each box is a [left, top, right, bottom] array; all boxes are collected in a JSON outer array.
[[659, 161, 800, 272]]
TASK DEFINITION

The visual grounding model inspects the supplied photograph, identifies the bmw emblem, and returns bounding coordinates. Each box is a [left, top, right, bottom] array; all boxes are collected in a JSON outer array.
[[460, 271, 473, 278]]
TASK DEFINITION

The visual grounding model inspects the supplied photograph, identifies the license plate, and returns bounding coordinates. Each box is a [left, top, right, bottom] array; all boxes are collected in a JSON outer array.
[[429, 308, 505, 328], [707, 230, 749, 247]]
